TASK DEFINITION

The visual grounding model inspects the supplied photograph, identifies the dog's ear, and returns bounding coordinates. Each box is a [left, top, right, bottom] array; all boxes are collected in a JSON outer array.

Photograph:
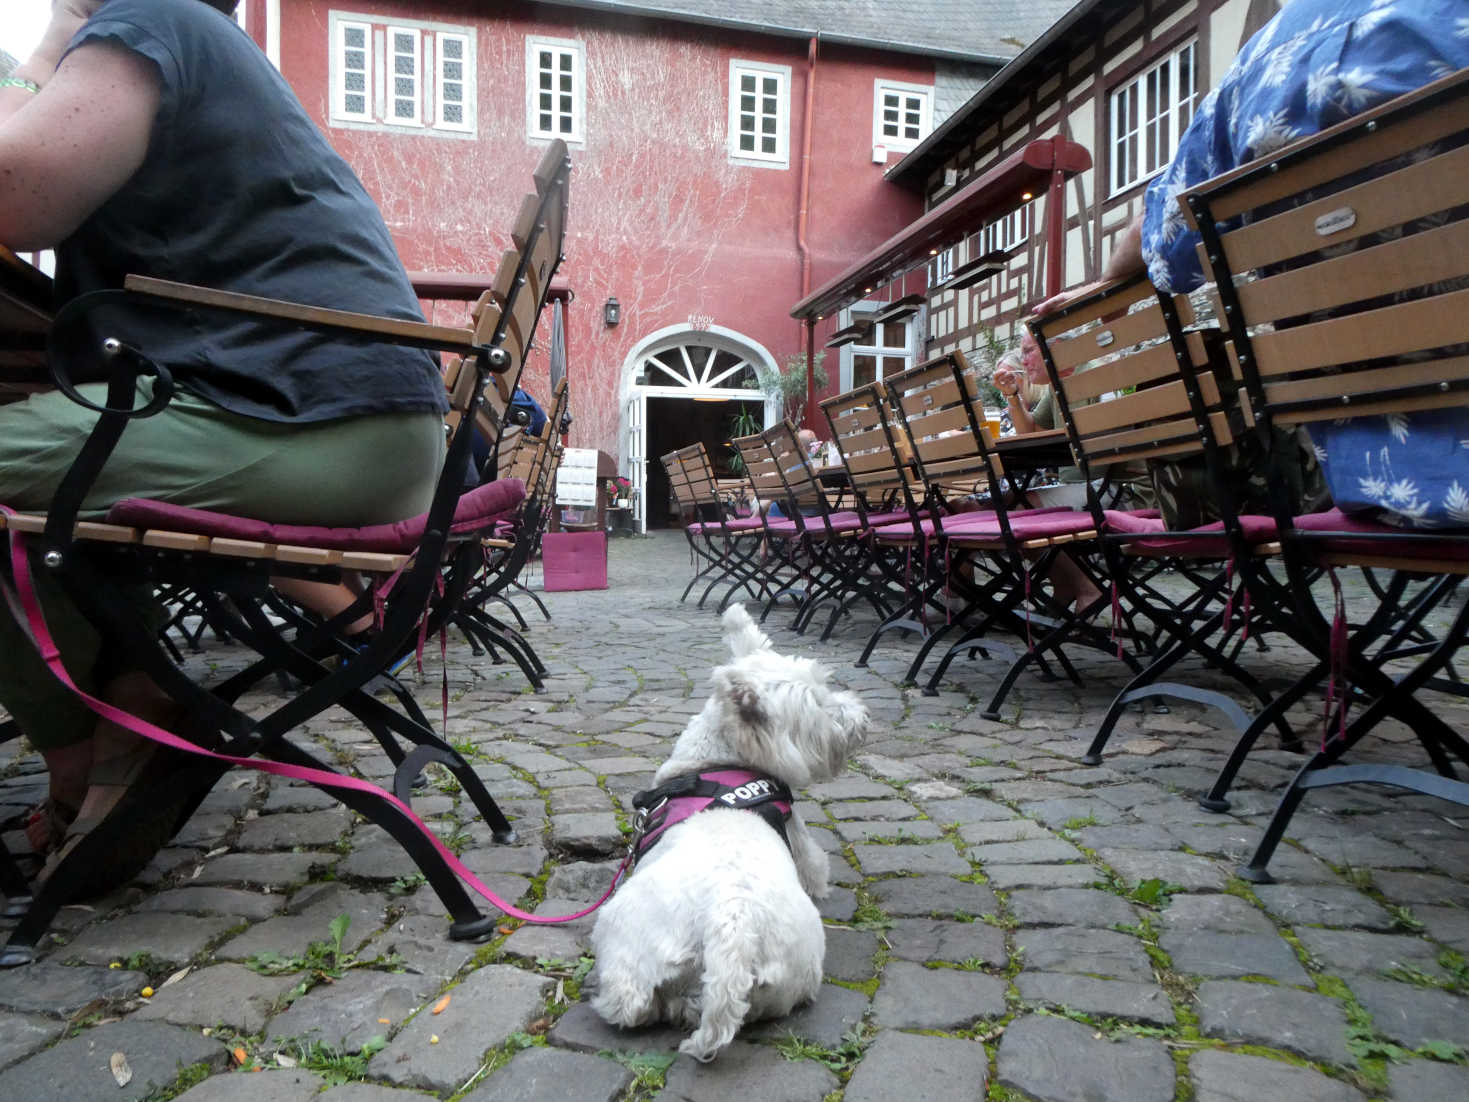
[[713, 666, 768, 729], [721, 604, 772, 659]]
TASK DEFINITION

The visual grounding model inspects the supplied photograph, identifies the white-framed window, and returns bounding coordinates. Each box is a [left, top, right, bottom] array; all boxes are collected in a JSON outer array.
[[527, 36, 584, 143], [1109, 37, 1197, 195], [843, 311, 918, 390], [328, 12, 476, 136], [386, 26, 421, 126], [930, 240, 961, 285], [729, 60, 790, 168], [979, 200, 1035, 255], [874, 79, 932, 152], [333, 18, 372, 122], [436, 32, 471, 131]]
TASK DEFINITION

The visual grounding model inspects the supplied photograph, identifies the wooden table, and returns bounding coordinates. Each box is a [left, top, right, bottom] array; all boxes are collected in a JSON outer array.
[[993, 428, 1073, 496], [0, 247, 54, 403]]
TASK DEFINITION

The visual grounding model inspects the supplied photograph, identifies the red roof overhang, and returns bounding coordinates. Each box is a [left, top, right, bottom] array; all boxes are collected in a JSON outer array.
[[790, 135, 1091, 321]]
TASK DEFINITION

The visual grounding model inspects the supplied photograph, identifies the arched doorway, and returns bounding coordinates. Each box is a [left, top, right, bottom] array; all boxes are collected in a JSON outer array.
[[620, 325, 780, 531]]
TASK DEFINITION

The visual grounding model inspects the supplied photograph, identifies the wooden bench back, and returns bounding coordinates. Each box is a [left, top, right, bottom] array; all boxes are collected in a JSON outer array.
[[762, 421, 826, 511], [1027, 276, 1237, 472], [820, 381, 917, 512], [673, 442, 722, 512], [884, 352, 999, 507], [1183, 66, 1469, 428], [730, 432, 784, 512]]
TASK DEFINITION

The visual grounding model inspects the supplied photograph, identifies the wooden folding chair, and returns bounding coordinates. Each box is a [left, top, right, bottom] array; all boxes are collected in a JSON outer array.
[[1176, 68, 1469, 880], [663, 441, 767, 609], [1028, 274, 1305, 774], [821, 380, 962, 665], [884, 352, 1127, 716], [748, 421, 904, 638], [0, 142, 571, 963]]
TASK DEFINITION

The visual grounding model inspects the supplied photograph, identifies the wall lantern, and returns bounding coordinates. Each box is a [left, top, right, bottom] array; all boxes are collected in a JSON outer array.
[[604, 297, 621, 327]]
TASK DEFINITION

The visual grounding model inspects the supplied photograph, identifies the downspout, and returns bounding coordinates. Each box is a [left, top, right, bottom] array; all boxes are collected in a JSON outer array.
[[797, 35, 819, 430]]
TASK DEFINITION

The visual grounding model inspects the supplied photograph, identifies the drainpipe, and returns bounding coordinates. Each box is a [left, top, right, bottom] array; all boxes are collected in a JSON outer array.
[[797, 35, 819, 430]]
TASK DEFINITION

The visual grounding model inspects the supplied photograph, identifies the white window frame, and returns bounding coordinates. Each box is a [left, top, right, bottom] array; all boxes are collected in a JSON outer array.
[[840, 306, 920, 391], [1109, 37, 1197, 195], [332, 17, 373, 123], [435, 31, 473, 132], [728, 60, 790, 168], [328, 11, 476, 137], [385, 24, 422, 127], [526, 36, 585, 144], [873, 78, 933, 152], [931, 239, 962, 285], [979, 200, 1035, 255]]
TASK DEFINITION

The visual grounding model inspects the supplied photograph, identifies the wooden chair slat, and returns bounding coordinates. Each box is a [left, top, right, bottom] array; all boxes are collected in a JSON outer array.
[[1250, 285, 1469, 377], [1046, 300, 1169, 374], [208, 538, 278, 560], [272, 544, 343, 566], [1058, 333, 1208, 404], [1186, 69, 1469, 222], [142, 531, 214, 553], [1219, 140, 1469, 274], [1231, 211, 1469, 329]]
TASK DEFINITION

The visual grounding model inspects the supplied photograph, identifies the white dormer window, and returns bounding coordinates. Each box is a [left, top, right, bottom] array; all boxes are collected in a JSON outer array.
[[874, 79, 933, 152]]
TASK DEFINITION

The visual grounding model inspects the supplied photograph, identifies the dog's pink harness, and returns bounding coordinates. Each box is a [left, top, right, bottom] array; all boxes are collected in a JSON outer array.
[[630, 767, 794, 864]]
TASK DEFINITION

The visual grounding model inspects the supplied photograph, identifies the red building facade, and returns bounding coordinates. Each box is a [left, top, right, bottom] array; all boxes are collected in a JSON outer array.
[[231, 0, 1023, 525]]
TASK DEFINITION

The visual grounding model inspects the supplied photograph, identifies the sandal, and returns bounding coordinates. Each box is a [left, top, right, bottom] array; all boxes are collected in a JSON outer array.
[[37, 736, 204, 900], [23, 798, 80, 857]]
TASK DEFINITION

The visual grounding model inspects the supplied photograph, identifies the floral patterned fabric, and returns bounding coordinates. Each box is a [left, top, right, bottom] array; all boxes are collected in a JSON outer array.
[[1140, 0, 1469, 527]]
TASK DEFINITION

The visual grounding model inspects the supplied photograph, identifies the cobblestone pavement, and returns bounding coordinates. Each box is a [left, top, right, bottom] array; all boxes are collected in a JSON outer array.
[[2, 529, 1467, 1102]]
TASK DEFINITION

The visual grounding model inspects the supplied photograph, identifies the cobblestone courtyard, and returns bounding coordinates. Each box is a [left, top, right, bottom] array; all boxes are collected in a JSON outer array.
[[1, 529, 1467, 1101]]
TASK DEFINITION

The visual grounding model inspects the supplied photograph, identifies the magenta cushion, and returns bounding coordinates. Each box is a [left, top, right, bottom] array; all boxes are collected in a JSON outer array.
[[947, 508, 1098, 545], [105, 478, 527, 555], [1291, 507, 1469, 562], [1101, 508, 1278, 554]]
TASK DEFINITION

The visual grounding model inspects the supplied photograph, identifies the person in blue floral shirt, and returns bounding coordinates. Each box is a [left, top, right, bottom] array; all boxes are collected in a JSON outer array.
[[1053, 0, 1469, 528]]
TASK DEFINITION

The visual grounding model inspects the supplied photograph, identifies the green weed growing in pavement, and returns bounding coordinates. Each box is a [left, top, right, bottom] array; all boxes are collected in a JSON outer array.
[[137, 1061, 212, 1102], [851, 900, 894, 932], [1061, 813, 1099, 831], [604, 1049, 678, 1092], [1126, 878, 1186, 908], [535, 955, 595, 1000], [247, 914, 400, 981], [1439, 950, 1469, 991], [483, 1031, 542, 1076], [774, 1029, 867, 1072], [1385, 902, 1425, 933], [387, 872, 427, 897], [286, 1035, 387, 1086]]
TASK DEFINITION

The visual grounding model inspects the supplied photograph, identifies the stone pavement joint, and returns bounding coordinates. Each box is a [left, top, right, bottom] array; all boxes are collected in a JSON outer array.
[[0, 531, 1466, 1100]]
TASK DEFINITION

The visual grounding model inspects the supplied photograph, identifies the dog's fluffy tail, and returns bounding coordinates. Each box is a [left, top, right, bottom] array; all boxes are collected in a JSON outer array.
[[721, 604, 771, 660], [679, 900, 762, 1061]]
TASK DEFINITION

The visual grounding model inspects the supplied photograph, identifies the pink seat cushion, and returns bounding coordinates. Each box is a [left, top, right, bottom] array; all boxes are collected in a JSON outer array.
[[1101, 508, 1278, 554], [1292, 507, 1469, 562], [105, 478, 527, 555], [947, 508, 1098, 545]]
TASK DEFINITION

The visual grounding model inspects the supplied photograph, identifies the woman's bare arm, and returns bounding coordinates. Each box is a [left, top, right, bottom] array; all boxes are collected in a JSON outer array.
[[0, 7, 160, 251]]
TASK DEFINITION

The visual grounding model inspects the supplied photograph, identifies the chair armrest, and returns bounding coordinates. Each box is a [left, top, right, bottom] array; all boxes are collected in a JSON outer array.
[[122, 274, 481, 357]]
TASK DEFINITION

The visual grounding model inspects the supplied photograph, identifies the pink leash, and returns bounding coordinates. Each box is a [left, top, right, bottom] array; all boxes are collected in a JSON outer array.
[[2, 509, 624, 925]]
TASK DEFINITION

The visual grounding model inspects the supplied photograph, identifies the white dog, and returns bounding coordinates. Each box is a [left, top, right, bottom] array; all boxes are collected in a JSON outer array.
[[589, 604, 869, 1061]]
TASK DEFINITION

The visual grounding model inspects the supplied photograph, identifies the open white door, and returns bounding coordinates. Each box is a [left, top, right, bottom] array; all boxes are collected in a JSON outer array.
[[625, 388, 647, 533]]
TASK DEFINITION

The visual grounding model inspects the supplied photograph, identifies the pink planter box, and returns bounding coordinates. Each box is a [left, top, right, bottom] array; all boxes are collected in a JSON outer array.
[[542, 531, 608, 591]]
